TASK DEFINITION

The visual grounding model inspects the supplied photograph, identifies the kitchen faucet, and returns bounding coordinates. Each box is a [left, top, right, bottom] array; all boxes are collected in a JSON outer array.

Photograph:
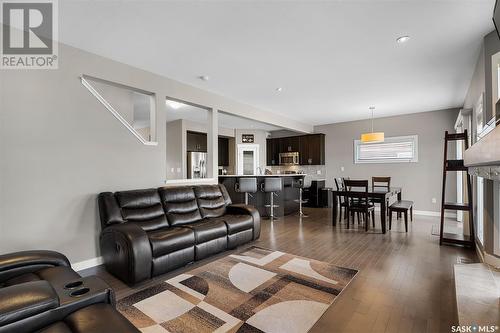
[[256, 166, 263, 175]]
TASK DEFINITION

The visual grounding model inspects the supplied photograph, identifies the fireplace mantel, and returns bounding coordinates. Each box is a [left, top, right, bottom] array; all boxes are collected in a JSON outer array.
[[465, 125, 500, 168]]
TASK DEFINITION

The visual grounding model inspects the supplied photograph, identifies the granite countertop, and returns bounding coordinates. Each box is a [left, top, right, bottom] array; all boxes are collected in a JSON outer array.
[[218, 174, 305, 177]]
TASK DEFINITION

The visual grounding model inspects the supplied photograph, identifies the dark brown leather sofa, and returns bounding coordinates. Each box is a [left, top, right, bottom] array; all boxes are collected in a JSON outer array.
[[0, 250, 138, 333], [98, 184, 260, 285]]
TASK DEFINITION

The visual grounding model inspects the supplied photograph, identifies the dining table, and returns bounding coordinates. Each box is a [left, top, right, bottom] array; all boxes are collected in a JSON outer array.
[[331, 187, 402, 234]]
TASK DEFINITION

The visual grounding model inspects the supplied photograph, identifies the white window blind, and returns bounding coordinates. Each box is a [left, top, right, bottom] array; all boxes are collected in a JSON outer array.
[[354, 135, 418, 164]]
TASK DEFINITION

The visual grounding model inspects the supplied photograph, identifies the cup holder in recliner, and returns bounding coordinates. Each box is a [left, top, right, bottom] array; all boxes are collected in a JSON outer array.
[[64, 281, 84, 290], [69, 287, 90, 297]]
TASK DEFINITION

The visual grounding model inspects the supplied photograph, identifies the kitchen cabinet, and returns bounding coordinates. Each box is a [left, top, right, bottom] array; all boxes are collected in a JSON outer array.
[[187, 131, 207, 152], [218, 137, 229, 166], [280, 136, 300, 153], [266, 133, 325, 166], [266, 138, 279, 165], [300, 133, 325, 165], [304, 180, 326, 207]]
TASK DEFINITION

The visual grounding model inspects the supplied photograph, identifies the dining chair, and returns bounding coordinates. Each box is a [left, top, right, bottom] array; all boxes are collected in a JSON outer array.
[[371, 176, 391, 217], [334, 177, 348, 223], [343, 179, 375, 231]]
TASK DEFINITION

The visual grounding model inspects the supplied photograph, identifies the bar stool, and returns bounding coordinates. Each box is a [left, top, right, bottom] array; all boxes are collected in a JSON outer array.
[[235, 177, 257, 205], [261, 177, 282, 219], [294, 175, 312, 217]]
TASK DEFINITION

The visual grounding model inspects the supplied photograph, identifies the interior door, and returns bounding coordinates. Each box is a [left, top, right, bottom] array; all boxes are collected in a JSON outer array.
[[237, 144, 260, 175]]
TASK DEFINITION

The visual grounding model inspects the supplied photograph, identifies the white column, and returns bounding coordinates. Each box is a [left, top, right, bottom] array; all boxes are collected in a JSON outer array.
[[207, 108, 218, 179]]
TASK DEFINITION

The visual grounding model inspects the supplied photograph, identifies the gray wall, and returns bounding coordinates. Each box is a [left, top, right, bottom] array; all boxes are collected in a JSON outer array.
[[166, 119, 184, 179], [315, 108, 459, 212], [0, 42, 309, 264], [464, 43, 485, 113]]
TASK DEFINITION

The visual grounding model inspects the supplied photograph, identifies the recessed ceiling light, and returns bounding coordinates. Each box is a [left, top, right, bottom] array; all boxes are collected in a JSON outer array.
[[276, 87, 283, 92], [166, 100, 184, 109], [198, 75, 210, 81], [396, 36, 410, 44]]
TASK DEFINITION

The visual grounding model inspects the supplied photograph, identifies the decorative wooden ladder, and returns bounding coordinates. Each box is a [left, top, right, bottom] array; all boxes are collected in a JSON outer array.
[[439, 130, 474, 247]]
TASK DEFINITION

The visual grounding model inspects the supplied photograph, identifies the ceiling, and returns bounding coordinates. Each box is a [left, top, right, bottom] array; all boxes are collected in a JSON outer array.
[[165, 100, 283, 131], [59, 0, 495, 125]]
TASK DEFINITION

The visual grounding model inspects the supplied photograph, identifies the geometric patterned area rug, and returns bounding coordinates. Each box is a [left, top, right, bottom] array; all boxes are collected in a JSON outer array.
[[117, 246, 358, 333]]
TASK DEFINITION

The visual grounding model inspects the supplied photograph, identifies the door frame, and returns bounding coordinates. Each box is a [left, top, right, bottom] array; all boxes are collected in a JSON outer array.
[[237, 144, 260, 175]]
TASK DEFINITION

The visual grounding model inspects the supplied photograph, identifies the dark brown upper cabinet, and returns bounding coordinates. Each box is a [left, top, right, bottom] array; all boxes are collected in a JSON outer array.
[[300, 134, 325, 165], [266, 138, 279, 165], [218, 137, 229, 166], [266, 133, 325, 166], [186, 131, 207, 152], [280, 136, 300, 152]]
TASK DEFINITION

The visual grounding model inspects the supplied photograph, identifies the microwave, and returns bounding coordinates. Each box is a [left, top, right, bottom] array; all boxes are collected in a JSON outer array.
[[279, 152, 300, 165]]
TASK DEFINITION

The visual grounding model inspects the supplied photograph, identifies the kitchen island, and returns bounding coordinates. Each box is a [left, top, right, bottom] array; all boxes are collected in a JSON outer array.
[[218, 174, 305, 217]]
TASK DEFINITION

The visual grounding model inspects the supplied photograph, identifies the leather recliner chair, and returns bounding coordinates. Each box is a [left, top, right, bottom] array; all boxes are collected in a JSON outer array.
[[99, 184, 261, 285], [0, 250, 139, 333]]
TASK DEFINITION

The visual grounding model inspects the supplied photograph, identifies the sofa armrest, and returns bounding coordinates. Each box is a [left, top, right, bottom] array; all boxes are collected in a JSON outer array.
[[0, 250, 71, 283], [0, 281, 59, 327], [100, 223, 152, 285], [226, 204, 261, 240]]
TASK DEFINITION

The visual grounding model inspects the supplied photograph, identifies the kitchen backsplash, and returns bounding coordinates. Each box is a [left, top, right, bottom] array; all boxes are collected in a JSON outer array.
[[267, 165, 327, 180]]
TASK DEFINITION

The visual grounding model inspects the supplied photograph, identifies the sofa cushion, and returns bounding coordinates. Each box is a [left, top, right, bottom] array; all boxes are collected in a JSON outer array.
[[159, 187, 202, 226], [194, 185, 227, 218], [54, 303, 139, 333], [115, 189, 169, 231], [184, 220, 227, 244], [148, 228, 195, 257], [0, 280, 59, 326], [2, 266, 80, 288], [217, 215, 254, 235]]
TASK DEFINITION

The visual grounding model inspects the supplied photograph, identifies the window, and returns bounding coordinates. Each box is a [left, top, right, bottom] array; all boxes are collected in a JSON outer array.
[[354, 135, 418, 164]]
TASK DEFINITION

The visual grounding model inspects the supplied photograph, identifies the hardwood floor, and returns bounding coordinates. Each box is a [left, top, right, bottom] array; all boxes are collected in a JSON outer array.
[[81, 208, 477, 333]]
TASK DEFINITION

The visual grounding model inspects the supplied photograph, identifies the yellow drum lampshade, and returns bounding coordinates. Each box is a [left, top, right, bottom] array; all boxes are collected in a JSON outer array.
[[361, 106, 384, 143], [361, 132, 385, 143]]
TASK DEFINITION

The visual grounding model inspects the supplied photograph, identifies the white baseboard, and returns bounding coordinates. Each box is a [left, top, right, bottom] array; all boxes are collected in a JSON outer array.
[[413, 210, 457, 218], [374, 207, 456, 218], [72, 256, 103, 272]]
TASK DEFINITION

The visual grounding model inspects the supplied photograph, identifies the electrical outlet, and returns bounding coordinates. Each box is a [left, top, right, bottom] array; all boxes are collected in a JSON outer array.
[[170, 168, 174, 173], [317, 170, 321, 175], [341, 166, 345, 172], [432, 198, 437, 204]]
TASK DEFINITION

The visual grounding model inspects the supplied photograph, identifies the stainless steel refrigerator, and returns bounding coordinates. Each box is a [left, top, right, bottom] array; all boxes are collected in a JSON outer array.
[[187, 152, 207, 179]]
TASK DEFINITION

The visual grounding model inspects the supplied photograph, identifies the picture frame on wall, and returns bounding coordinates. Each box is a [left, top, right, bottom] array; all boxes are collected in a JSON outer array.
[[242, 134, 254, 143]]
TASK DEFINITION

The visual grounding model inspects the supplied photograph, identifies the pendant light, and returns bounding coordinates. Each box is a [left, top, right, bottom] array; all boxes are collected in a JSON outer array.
[[361, 106, 384, 143]]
